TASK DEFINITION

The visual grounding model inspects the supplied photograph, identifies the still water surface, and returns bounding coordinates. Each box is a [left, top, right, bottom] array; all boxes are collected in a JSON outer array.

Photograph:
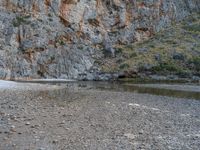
[[22, 80, 200, 100]]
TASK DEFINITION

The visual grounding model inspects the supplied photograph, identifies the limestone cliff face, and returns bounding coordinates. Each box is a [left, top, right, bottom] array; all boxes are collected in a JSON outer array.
[[0, 0, 199, 80]]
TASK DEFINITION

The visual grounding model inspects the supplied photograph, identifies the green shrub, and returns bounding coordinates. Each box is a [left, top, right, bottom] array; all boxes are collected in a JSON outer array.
[[59, 40, 65, 45], [183, 24, 200, 32], [119, 63, 130, 69], [151, 62, 181, 73], [115, 48, 123, 54], [176, 70, 192, 78], [130, 52, 137, 58], [188, 57, 200, 71], [13, 16, 30, 27]]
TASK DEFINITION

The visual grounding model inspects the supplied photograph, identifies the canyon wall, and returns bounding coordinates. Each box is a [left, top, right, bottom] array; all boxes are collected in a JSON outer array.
[[0, 0, 199, 80]]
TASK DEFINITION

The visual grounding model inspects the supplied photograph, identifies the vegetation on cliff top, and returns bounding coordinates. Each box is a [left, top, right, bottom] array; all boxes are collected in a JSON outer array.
[[100, 13, 200, 78]]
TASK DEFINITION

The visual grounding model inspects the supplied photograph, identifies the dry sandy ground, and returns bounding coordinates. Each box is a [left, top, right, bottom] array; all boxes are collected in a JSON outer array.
[[0, 81, 200, 150]]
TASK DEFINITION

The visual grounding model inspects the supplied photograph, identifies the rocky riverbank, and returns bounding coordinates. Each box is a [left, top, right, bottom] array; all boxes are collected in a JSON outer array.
[[0, 81, 200, 149]]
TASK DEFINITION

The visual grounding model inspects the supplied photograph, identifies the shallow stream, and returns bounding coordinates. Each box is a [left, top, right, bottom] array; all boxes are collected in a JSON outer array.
[[20, 80, 200, 100]]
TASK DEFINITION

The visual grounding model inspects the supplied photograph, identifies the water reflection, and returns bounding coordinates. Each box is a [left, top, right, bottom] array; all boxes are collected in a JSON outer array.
[[18, 81, 200, 100], [79, 82, 200, 100]]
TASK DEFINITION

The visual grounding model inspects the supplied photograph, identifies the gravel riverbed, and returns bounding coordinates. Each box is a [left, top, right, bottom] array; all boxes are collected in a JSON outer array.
[[0, 82, 200, 150]]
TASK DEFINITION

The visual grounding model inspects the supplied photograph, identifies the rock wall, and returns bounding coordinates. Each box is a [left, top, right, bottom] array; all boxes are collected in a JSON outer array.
[[0, 0, 199, 80]]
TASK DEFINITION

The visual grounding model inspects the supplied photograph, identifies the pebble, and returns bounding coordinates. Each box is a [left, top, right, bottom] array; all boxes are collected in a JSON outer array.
[[124, 133, 135, 139], [25, 122, 31, 125], [10, 125, 16, 132], [139, 131, 143, 135], [3, 137, 8, 140], [52, 140, 58, 144], [0, 82, 200, 149], [62, 114, 67, 117], [4, 131, 9, 134]]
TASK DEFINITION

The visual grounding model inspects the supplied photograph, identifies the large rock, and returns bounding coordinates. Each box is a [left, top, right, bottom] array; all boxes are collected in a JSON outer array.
[[0, 0, 199, 80]]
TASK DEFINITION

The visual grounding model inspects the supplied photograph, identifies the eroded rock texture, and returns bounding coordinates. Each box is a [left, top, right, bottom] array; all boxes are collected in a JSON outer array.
[[0, 0, 199, 80]]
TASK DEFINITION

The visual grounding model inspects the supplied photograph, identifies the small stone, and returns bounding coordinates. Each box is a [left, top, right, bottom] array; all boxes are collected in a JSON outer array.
[[62, 114, 67, 117], [10, 125, 16, 132], [10, 115, 17, 120], [124, 133, 135, 139], [25, 122, 30, 125], [3, 137, 8, 140], [139, 131, 143, 135], [11, 129, 16, 132], [4, 131, 9, 134], [58, 120, 65, 125], [52, 140, 58, 144]]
